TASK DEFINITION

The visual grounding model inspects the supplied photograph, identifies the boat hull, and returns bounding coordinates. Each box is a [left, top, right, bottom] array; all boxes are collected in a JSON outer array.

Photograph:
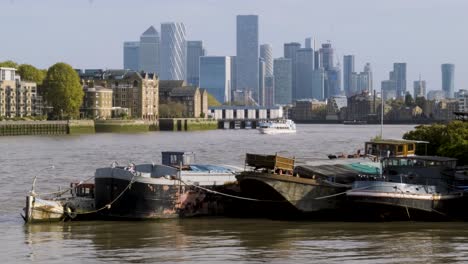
[[23, 196, 95, 223], [259, 128, 296, 135]]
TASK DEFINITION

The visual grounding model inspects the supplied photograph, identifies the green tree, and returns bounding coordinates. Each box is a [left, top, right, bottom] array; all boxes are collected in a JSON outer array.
[[17, 64, 46, 85], [207, 92, 221, 107], [43, 63, 83, 119], [0, 60, 18, 68], [404, 92, 414, 106], [159, 102, 186, 118]]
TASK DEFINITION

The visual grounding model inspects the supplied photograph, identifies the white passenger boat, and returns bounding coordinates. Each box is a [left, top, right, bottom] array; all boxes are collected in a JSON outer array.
[[258, 119, 296, 134]]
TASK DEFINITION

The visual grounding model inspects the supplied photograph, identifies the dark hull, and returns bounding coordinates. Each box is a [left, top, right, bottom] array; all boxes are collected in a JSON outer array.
[[95, 177, 236, 219]]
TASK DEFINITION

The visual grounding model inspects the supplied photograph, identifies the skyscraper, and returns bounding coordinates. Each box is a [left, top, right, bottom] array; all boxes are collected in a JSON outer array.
[[305, 37, 312, 49], [413, 80, 426, 98], [260, 44, 273, 76], [441, 63, 455, 98], [139, 26, 160, 74], [236, 15, 259, 102], [265, 76, 275, 107], [295, 48, 314, 99], [343, 55, 355, 96], [326, 67, 341, 98], [381, 80, 397, 100], [311, 68, 326, 100], [123, 41, 140, 71], [160, 22, 186, 80], [199, 56, 231, 103], [186, 41, 205, 86], [258, 58, 266, 106], [274, 58, 292, 105], [319, 43, 334, 70], [390, 63, 407, 98], [284, 42, 301, 99]]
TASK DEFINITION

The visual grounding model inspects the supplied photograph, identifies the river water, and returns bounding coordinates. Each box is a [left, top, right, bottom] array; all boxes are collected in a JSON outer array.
[[2, 124, 468, 263]]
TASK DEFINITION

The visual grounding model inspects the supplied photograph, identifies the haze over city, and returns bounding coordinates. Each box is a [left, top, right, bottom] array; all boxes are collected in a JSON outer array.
[[1, 0, 467, 93]]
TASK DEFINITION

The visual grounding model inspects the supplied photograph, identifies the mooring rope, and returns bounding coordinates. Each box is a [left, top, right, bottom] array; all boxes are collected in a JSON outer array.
[[33, 175, 95, 198]]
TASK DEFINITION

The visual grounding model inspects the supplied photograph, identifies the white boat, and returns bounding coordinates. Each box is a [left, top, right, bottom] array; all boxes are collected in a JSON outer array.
[[258, 119, 296, 134]]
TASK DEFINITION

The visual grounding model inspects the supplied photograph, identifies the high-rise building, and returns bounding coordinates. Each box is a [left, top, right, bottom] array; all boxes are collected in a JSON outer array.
[[284, 42, 301, 99], [236, 15, 259, 102], [123, 41, 140, 71], [363, 63, 373, 91], [311, 68, 326, 101], [343, 55, 355, 96], [260, 44, 273, 76], [381, 80, 397, 100], [319, 43, 334, 70], [390, 63, 407, 98], [305, 37, 312, 49], [274, 58, 292, 105], [314, 50, 321, 69], [441, 63, 455, 98], [230, 56, 237, 91], [413, 79, 426, 98], [139, 26, 160, 74], [258, 58, 266, 106], [326, 67, 341, 98], [295, 48, 314, 99], [186, 41, 205, 86], [199, 56, 231, 103], [265, 76, 275, 107], [160, 22, 186, 80]]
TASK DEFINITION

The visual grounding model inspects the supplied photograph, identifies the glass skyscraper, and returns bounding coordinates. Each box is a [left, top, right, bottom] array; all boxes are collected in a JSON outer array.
[[274, 58, 292, 105], [139, 26, 160, 74], [343, 55, 355, 96], [199, 56, 231, 103], [295, 48, 314, 99], [236, 15, 259, 102], [390, 63, 407, 98], [160, 22, 186, 80], [123, 41, 140, 71], [260, 44, 273, 77], [186, 41, 205, 86], [284, 42, 301, 100], [441, 63, 455, 98]]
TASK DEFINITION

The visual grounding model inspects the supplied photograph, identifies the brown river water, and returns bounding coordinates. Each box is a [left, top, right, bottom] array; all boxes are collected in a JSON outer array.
[[1, 124, 468, 263]]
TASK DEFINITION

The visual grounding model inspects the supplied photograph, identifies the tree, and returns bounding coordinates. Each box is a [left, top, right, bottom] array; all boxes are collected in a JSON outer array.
[[159, 102, 186, 118], [404, 92, 414, 107], [207, 92, 221, 107], [43, 63, 83, 119], [0, 60, 18, 68], [17, 64, 46, 85]]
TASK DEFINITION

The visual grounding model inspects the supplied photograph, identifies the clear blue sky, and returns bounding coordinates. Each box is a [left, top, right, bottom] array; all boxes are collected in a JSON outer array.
[[1, 0, 466, 94]]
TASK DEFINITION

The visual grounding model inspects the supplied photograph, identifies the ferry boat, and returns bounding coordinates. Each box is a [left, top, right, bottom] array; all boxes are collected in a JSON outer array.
[[258, 119, 296, 134], [347, 156, 468, 220], [94, 151, 241, 219]]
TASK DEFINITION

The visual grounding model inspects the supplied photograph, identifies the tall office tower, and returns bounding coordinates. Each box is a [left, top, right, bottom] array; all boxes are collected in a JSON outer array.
[[139, 26, 160, 74], [390, 63, 407, 98], [381, 80, 397, 100], [123, 41, 140, 71], [314, 50, 321, 69], [363, 63, 373, 91], [160, 22, 186, 80], [258, 58, 266, 106], [311, 68, 326, 100], [441, 63, 455, 98], [294, 48, 314, 99], [305, 37, 312, 49], [260, 44, 273, 76], [413, 80, 426, 98], [274, 58, 292, 105], [236, 15, 259, 102], [343, 55, 355, 96], [265, 76, 275, 106], [186, 41, 205, 86], [230, 56, 237, 91], [326, 67, 341, 98], [319, 43, 334, 70], [284, 42, 301, 99], [199, 56, 231, 103]]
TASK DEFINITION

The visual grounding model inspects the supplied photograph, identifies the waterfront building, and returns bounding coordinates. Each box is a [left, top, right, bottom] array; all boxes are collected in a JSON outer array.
[[139, 26, 160, 74], [186, 40, 205, 86], [427, 90, 446, 101], [294, 48, 314, 100], [199, 56, 231, 103], [0, 67, 42, 118], [291, 99, 327, 121], [273, 58, 292, 105], [160, 22, 186, 80], [258, 58, 266, 106], [346, 91, 376, 121], [441, 63, 455, 98], [390, 63, 407, 98], [413, 79, 426, 98], [236, 15, 259, 102], [208, 105, 283, 120], [326, 95, 347, 120], [311, 68, 325, 100], [123, 41, 140, 71], [159, 80, 207, 118], [343, 55, 355, 96], [81, 86, 113, 119], [284, 42, 301, 100], [381, 80, 397, 101], [260, 44, 273, 76], [456, 89, 467, 112]]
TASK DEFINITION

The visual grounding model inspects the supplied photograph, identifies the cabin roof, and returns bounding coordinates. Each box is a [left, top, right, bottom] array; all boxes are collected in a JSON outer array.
[[384, 156, 457, 162], [366, 139, 429, 145]]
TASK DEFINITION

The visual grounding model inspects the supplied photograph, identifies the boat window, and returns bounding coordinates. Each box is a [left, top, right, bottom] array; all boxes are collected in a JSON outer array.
[[408, 144, 414, 151], [397, 145, 404, 153]]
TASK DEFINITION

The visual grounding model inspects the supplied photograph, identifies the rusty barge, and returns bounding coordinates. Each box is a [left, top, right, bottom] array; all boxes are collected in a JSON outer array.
[[94, 152, 241, 219]]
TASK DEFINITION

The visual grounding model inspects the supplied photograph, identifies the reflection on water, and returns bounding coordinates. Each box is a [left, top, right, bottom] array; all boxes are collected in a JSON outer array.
[[21, 219, 468, 263], [2, 125, 468, 263]]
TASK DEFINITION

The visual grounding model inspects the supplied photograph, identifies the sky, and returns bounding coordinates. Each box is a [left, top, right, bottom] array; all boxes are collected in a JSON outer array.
[[1, 0, 467, 94]]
